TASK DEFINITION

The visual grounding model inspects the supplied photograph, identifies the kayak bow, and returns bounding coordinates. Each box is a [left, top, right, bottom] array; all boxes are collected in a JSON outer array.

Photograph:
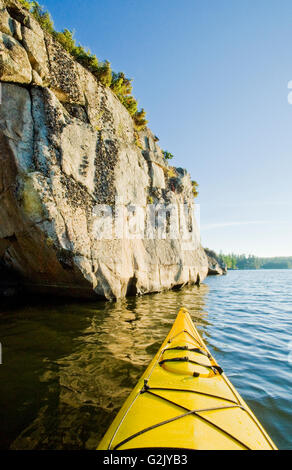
[[98, 308, 277, 450]]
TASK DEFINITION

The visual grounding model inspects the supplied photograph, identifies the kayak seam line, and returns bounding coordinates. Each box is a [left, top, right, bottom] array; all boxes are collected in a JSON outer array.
[[218, 373, 241, 406], [107, 392, 141, 450], [232, 396, 277, 449], [145, 342, 167, 382]]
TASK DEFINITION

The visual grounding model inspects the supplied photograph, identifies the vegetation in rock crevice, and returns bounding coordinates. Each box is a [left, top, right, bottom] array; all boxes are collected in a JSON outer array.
[[166, 167, 177, 179], [191, 180, 199, 198], [17, 0, 147, 130], [163, 150, 174, 161]]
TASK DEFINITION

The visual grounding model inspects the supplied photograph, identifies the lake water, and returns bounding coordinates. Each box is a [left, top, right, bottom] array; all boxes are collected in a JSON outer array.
[[0, 269, 291, 450]]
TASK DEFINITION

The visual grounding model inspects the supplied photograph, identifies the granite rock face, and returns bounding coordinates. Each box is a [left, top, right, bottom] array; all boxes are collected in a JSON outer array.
[[205, 249, 227, 276], [0, 0, 208, 299], [0, 31, 32, 83]]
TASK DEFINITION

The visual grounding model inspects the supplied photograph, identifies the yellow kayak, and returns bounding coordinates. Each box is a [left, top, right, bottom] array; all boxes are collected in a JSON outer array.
[[98, 308, 277, 450]]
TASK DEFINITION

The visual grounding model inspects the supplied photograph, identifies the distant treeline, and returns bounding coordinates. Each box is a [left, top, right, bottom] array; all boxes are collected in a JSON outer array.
[[218, 254, 292, 270]]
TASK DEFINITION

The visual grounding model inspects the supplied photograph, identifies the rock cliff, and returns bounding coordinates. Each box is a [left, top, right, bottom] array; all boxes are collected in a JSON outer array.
[[205, 249, 227, 276], [0, 0, 208, 299]]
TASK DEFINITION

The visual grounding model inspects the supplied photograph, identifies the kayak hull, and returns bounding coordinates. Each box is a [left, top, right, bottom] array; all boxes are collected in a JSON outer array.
[[98, 308, 277, 450]]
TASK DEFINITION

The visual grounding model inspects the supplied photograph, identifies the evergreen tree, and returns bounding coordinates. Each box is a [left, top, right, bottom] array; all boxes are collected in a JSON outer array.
[[192, 181, 199, 198], [72, 46, 99, 73], [121, 95, 138, 116], [95, 60, 112, 87], [163, 151, 174, 160], [111, 72, 133, 97], [18, 0, 31, 9], [133, 108, 148, 131], [30, 1, 54, 33], [54, 29, 76, 54]]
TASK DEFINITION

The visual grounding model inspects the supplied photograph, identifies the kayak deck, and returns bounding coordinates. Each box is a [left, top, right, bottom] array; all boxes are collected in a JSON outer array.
[[98, 308, 276, 450]]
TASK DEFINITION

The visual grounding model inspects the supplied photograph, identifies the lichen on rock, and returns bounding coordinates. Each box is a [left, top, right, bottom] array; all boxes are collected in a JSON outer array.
[[0, 31, 32, 83]]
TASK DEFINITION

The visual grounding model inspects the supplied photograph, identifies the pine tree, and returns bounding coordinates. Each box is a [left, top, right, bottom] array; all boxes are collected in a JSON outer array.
[[133, 108, 147, 131], [31, 1, 54, 33], [54, 29, 76, 54], [192, 181, 199, 198], [163, 151, 174, 160], [95, 60, 112, 87], [18, 0, 31, 9]]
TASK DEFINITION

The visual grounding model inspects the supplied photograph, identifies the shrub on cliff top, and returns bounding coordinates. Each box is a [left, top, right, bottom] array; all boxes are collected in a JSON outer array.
[[18, 0, 54, 32], [18, 0, 31, 9], [110, 73, 147, 128], [111, 72, 135, 112], [122, 95, 138, 116], [73, 46, 99, 72], [94, 60, 112, 87], [53, 31, 112, 85], [133, 108, 148, 131], [163, 150, 174, 160], [111, 72, 132, 95], [52, 29, 99, 75], [54, 29, 76, 54], [31, 1, 54, 33], [166, 167, 177, 179], [192, 180, 199, 198]]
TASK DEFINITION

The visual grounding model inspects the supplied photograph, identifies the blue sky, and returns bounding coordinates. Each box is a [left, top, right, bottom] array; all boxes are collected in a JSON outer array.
[[43, 0, 292, 257]]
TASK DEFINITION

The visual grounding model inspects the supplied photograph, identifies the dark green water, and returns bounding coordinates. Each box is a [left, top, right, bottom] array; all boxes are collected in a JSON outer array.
[[0, 270, 291, 449]]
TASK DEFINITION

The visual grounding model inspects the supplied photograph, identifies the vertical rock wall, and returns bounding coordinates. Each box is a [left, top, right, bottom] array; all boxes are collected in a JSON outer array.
[[0, 0, 208, 299]]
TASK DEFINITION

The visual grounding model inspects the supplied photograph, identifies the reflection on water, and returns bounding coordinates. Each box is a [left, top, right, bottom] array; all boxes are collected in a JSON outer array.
[[0, 271, 291, 449]]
